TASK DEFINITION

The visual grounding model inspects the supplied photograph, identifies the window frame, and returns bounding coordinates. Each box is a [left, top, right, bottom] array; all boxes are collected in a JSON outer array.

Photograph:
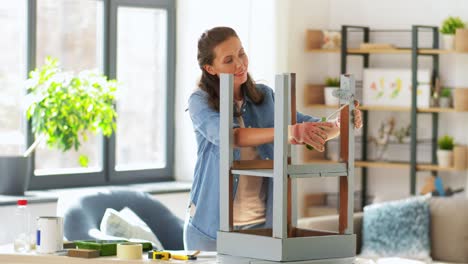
[[26, 0, 175, 189]]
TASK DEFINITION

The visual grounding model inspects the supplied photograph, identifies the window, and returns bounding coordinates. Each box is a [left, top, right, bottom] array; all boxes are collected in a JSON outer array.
[[0, 1, 27, 156], [17, 0, 175, 189], [34, 0, 104, 175]]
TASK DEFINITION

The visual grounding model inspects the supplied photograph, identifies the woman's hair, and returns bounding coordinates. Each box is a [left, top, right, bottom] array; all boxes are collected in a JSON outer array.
[[197, 26, 264, 113]]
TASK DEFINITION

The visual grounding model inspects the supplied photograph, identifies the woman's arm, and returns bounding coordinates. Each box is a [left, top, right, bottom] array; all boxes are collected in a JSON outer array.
[[233, 121, 338, 148], [233, 128, 274, 148]]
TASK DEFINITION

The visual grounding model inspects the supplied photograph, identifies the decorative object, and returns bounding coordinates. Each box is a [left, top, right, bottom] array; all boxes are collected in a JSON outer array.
[[437, 135, 454, 167], [440, 16, 465, 50], [438, 87, 452, 108], [363, 69, 431, 108], [322, 30, 341, 49], [361, 196, 431, 261], [370, 118, 395, 161], [392, 124, 411, 144], [430, 77, 441, 107], [324, 76, 340, 105], [304, 84, 324, 105], [453, 88, 468, 111], [455, 28, 468, 52], [305, 30, 324, 50], [453, 145, 467, 170]]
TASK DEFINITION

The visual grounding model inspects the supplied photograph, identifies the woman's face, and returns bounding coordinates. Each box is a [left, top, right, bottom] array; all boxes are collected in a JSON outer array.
[[204, 36, 249, 89]]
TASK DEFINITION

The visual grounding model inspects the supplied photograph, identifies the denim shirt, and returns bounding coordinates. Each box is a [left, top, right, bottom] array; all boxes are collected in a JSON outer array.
[[187, 83, 319, 239]]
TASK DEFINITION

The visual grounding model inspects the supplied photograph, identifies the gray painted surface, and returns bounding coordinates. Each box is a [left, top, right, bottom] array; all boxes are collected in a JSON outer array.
[[219, 74, 234, 232], [273, 74, 289, 239]]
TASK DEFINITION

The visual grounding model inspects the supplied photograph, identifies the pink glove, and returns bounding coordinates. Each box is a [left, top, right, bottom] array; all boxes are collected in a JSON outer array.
[[289, 122, 333, 152]]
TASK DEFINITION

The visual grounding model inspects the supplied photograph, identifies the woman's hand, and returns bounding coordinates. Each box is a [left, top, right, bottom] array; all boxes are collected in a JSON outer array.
[[353, 100, 363, 129], [288, 122, 333, 152], [337, 100, 363, 129]]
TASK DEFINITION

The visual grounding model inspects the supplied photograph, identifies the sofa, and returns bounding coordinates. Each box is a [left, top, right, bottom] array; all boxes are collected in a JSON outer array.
[[298, 197, 468, 264]]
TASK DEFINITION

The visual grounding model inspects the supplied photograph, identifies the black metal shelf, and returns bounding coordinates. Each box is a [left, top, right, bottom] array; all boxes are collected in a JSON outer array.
[[340, 25, 441, 209]]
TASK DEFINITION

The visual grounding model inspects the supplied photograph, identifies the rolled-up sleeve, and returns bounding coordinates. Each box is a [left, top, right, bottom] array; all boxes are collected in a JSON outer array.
[[188, 91, 239, 146], [264, 84, 320, 123], [297, 111, 320, 123]]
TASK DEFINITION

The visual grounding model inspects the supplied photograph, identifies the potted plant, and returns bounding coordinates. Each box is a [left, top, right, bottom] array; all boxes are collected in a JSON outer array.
[[0, 57, 118, 195], [440, 16, 465, 50], [439, 87, 452, 108], [324, 77, 340, 105], [437, 135, 454, 167]]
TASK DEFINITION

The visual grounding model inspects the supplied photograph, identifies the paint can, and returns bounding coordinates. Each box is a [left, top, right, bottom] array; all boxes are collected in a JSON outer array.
[[36, 216, 63, 254]]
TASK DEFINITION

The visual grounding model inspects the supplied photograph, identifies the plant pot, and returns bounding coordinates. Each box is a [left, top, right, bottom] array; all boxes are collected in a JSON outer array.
[[0, 156, 32, 195], [438, 97, 451, 108], [442, 34, 455, 50], [455, 29, 468, 52], [453, 146, 467, 170], [454, 88, 468, 111], [437, 149, 453, 168], [324, 87, 339, 106]]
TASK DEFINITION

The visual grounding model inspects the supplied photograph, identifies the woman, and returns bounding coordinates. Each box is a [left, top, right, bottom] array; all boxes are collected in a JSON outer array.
[[184, 26, 362, 251]]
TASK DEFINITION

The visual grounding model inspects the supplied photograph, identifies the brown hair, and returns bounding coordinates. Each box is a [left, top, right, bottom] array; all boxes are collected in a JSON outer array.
[[197, 27, 263, 113]]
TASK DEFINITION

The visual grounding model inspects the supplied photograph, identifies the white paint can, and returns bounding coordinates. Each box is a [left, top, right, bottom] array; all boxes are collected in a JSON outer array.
[[36, 216, 63, 254]]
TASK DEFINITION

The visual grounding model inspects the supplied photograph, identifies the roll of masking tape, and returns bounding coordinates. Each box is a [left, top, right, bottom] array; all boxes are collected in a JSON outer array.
[[116, 243, 142, 260]]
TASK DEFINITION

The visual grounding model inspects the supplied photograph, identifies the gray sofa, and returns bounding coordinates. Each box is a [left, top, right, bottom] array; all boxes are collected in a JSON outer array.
[[298, 197, 468, 263]]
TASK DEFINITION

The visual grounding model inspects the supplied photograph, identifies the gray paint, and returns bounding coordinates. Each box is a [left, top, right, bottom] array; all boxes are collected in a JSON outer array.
[[219, 74, 234, 232]]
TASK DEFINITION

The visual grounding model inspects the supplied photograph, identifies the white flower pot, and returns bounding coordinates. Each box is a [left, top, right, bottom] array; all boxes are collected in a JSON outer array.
[[437, 149, 453, 167], [324, 87, 339, 106], [442, 34, 455, 50], [439, 97, 451, 108]]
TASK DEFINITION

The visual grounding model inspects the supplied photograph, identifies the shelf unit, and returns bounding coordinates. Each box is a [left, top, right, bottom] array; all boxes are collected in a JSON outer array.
[[306, 25, 465, 209], [306, 104, 459, 113]]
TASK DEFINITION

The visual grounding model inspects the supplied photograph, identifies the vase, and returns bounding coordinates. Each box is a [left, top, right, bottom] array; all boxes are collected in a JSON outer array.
[[0, 156, 32, 195], [438, 97, 451, 108], [437, 149, 453, 168], [442, 34, 455, 50], [324, 87, 339, 106]]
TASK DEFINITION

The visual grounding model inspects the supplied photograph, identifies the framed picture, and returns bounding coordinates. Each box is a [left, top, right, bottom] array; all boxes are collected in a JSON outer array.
[[363, 68, 431, 108]]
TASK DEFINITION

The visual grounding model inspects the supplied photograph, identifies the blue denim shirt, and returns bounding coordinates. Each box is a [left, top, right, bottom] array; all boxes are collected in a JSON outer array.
[[187, 83, 319, 239]]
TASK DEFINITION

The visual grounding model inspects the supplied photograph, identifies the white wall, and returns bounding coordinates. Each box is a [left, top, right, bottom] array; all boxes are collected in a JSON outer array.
[[174, 0, 277, 181]]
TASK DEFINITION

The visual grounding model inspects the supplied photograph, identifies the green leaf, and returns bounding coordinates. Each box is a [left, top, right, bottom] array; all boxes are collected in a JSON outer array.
[[25, 57, 118, 166], [79, 155, 89, 167]]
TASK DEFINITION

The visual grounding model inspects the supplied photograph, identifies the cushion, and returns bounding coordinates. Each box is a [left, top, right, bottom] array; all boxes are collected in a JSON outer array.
[[100, 207, 164, 250], [360, 195, 430, 260], [429, 197, 468, 263]]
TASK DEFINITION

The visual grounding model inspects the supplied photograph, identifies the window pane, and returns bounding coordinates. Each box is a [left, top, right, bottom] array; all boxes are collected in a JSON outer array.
[[0, 1, 27, 156], [116, 7, 167, 171], [34, 0, 104, 174]]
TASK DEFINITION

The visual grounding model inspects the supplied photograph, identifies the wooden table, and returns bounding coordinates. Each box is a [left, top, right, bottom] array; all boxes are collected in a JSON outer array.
[[0, 244, 359, 263], [0, 244, 217, 264]]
